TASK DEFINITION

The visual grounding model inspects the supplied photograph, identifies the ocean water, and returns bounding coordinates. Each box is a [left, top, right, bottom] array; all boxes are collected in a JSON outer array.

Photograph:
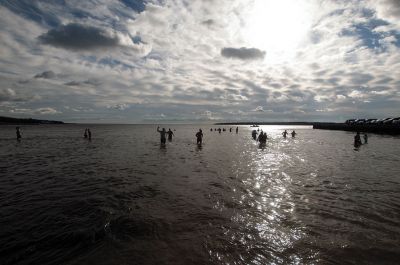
[[0, 124, 399, 265]]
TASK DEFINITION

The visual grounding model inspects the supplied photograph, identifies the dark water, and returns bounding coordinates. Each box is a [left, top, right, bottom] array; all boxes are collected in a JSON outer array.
[[1, 124, 399, 265]]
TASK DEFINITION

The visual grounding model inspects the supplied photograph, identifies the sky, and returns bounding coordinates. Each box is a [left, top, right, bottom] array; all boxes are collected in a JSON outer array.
[[0, 0, 399, 123]]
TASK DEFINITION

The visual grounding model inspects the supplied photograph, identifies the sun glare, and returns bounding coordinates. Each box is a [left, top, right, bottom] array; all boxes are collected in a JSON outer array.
[[243, 0, 312, 62]]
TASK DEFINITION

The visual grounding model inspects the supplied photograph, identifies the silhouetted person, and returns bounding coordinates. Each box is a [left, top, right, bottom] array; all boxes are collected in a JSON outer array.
[[218, 128, 221, 133], [282, 130, 288, 138], [196, 129, 203, 145], [210, 128, 213, 131], [229, 128, 232, 132], [84, 128, 88, 138], [363, 133, 368, 144], [157, 126, 167, 144], [167, 128, 174, 141], [258, 132, 267, 143], [236, 127, 238, 134], [223, 128, 226, 132], [87, 129, 92, 140], [16, 127, 22, 140], [354, 132, 362, 147], [252, 130, 257, 140], [291, 130, 297, 138]]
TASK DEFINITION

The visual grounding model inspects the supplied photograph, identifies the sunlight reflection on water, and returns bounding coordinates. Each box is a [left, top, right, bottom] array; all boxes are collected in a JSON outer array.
[[0, 124, 399, 264]]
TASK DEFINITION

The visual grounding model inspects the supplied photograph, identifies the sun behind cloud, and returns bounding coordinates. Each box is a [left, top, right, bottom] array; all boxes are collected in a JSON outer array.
[[243, 0, 313, 63]]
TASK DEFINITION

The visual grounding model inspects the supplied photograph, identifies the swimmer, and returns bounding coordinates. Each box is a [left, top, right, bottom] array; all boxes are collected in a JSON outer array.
[[16, 127, 22, 140], [196, 129, 203, 145], [157, 126, 167, 144], [167, 128, 174, 141], [354, 132, 362, 147], [282, 130, 288, 138], [363, 133, 368, 144]]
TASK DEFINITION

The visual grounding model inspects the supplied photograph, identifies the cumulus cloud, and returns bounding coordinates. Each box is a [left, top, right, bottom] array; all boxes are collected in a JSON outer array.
[[39, 23, 122, 51], [10, 107, 60, 115], [0, 0, 400, 122], [221, 47, 266, 60], [0, 88, 39, 102], [253, 106, 264, 112], [107, 103, 130, 110], [34, 71, 56, 79]]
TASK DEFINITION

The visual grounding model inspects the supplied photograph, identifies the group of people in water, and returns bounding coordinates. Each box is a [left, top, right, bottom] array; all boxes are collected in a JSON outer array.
[[156, 127, 175, 144], [210, 127, 239, 134], [354, 132, 368, 147], [15, 126, 369, 149], [251, 129, 297, 142], [156, 127, 203, 145], [83, 128, 92, 140]]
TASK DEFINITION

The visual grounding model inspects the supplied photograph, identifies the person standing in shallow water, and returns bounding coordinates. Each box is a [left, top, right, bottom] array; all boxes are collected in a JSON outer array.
[[157, 126, 167, 144], [87, 129, 92, 140], [236, 127, 239, 134], [84, 128, 88, 139], [16, 127, 22, 140], [196, 129, 203, 145], [364, 133, 368, 144], [291, 130, 297, 138], [354, 132, 362, 147], [167, 128, 174, 141], [282, 130, 288, 138]]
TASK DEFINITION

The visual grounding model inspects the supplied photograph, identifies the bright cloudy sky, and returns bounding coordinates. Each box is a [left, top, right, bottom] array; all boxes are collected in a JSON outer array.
[[0, 0, 399, 123]]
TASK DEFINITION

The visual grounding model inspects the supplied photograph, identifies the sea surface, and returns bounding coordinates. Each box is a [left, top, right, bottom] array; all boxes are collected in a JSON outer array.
[[1, 124, 399, 265]]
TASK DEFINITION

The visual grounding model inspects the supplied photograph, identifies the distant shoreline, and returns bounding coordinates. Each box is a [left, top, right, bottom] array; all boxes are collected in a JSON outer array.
[[215, 122, 400, 135], [214, 122, 314, 126], [0, 116, 64, 125]]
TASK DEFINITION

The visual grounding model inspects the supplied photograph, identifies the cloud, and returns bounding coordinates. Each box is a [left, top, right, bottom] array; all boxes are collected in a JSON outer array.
[[253, 106, 264, 112], [107, 103, 130, 110], [0, 0, 400, 122], [34, 71, 56, 79], [221, 47, 266, 60], [0, 88, 39, 102], [10, 107, 60, 115], [38, 23, 121, 51], [65, 79, 101, 86]]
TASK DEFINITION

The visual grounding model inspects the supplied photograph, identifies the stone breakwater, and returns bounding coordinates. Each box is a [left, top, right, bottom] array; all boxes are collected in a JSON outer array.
[[313, 122, 400, 135]]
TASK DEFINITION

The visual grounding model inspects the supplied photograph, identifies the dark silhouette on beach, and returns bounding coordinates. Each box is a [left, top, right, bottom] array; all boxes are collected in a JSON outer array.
[[282, 130, 288, 138], [84, 128, 88, 138], [291, 130, 297, 138], [364, 134, 368, 144], [229, 128, 232, 132], [236, 127, 238, 134], [157, 126, 167, 144], [16, 127, 22, 141], [196, 129, 203, 145], [88, 129, 92, 140], [167, 128, 174, 141]]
